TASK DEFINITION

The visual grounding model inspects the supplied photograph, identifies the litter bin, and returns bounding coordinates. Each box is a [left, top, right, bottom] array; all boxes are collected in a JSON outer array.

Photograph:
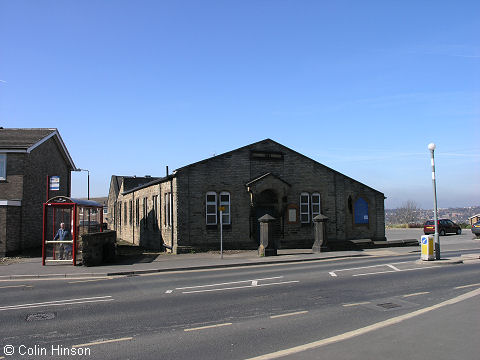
[[421, 235, 434, 261]]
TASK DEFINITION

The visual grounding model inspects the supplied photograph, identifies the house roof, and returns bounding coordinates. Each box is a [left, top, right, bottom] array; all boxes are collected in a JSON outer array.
[[175, 138, 384, 195], [0, 128, 55, 149], [121, 175, 171, 195], [114, 138, 385, 196], [0, 128, 75, 169]]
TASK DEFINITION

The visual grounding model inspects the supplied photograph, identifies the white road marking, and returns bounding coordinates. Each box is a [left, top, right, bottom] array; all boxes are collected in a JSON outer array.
[[0, 284, 33, 289], [138, 257, 354, 277], [175, 276, 283, 290], [245, 288, 480, 360], [353, 266, 441, 277], [331, 263, 393, 273], [342, 302, 371, 307], [68, 278, 111, 284], [386, 264, 401, 271], [330, 261, 420, 278], [403, 291, 430, 298], [454, 283, 480, 289], [0, 296, 113, 311], [252, 280, 258, 286], [353, 270, 398, 276], [270, 311, 308, 319], [182, 281, 299, 294], [165, 289, 173, 293], [0, 276, 119, 283], [72, 337, 133, 348], [184, 322, 232, 332]]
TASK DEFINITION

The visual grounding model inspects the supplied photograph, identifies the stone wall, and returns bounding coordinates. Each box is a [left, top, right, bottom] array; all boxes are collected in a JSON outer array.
[[113, 177, 178, 252], [174, 139, 385, 251], [80, 230, 116, 266], [109, 140, 385, 253]]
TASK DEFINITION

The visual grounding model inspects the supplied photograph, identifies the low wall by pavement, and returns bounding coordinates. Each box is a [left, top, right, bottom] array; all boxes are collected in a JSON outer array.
[[79, 230, 116, 267]]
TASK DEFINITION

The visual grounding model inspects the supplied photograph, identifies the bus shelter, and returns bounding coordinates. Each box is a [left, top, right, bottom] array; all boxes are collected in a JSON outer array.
[[42, 196, 103, 266]]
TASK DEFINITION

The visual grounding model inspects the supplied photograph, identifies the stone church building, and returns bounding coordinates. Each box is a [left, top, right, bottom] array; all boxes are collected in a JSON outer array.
[[108, 139, 385, 253]]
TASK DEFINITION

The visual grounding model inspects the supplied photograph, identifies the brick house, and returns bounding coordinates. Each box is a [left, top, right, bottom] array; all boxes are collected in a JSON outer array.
[[108, 139, 386, 253], [0, 128, 75, 256]]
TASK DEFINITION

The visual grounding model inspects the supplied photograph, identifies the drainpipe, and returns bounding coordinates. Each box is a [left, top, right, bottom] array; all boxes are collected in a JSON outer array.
[[132, 191, 135, 245], [114, 201, 117, 232], [158, 182, 162, 250]]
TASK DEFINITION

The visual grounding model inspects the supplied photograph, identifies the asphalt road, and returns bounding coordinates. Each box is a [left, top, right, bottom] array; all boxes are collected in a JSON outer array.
[[1, 248, 479, 360]]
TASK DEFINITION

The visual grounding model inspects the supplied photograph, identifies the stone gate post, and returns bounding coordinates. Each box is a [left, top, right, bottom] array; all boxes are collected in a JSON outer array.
[[258, 214, 277, 257], [312, 214, 329, 253]]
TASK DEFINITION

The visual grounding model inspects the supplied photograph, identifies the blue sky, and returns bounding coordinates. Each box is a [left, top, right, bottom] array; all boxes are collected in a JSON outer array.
[[1, 0, 479, 209]]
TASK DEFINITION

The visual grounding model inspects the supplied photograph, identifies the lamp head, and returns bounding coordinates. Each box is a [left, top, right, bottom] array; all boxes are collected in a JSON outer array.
[[428, 143, 436, 151]]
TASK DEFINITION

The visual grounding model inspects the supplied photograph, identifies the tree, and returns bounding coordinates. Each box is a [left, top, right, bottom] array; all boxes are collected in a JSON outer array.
[[395, 200, 420, 224]]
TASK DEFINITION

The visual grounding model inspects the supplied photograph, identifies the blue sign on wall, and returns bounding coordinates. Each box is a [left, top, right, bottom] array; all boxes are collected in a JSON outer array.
[[49, 176, 60, 191]]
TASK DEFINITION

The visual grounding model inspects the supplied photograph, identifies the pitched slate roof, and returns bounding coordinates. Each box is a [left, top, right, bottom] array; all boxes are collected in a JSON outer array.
[[0, 128, 75, 169], [0, 128, 56, 149], [175, 138, 384, 195], [121, 175, 170, 195]]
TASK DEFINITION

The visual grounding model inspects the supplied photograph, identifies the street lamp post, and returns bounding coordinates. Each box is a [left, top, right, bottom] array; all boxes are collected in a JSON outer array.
[[75, 168, 90, 200], [428, 143, 440, 260]]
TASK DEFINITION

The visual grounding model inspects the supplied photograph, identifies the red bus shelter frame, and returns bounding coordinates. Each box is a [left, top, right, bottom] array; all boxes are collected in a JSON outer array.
[[42, 196, 103, 266]]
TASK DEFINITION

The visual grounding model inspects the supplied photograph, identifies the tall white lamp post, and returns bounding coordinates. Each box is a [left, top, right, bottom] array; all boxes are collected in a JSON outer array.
[[75, 168, 90, 200], [428, 143, 440, 260]]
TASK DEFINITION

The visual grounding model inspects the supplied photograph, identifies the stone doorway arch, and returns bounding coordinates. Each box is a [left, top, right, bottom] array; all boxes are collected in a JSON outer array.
[[245, 173, 291, 246]]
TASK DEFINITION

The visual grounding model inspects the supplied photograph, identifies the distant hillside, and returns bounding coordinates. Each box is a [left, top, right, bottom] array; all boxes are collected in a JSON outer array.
[[386, 206, 480, 225]]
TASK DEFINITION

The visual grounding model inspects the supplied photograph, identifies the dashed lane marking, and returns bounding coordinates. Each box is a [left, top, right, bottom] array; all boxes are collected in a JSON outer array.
[[342, 302, 371, 307], [72, 337, 133, 348], [403, 291, 430, 298], [68, 278, 111, 284], [165, 290, 173, 294], [0, 284, 33, 289], [0, 296, 114, 311], [184, 323, 232, 332], [270, 311, 308, 319], [454, 283, 480, 289]]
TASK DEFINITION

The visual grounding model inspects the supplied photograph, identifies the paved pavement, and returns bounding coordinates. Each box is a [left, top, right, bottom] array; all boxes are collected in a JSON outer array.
[[1, 229, 478, 280]]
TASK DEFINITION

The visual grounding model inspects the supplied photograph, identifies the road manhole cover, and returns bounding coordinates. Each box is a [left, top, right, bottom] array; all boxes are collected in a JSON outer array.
[[376, 302, 401, 309], [26, 312, 56, 321]]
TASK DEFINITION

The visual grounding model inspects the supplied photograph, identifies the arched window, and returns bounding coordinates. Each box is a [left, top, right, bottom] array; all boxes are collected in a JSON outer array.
[[354, 198, 369, 224], [219, 192, 231, 225], [300, 192, 310, 223], [206, 192, 217, 225]]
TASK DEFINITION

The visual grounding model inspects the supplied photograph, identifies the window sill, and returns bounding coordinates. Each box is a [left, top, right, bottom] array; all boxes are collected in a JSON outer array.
[[206, 224, 232, 230]]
